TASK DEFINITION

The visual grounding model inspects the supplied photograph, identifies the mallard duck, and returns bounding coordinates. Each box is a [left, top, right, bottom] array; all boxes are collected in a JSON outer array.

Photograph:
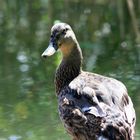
[[42, 23, 136, 140]]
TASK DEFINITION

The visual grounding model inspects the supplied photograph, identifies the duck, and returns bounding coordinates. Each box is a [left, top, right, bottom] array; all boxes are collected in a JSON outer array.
[[42, 23, 136, 140]]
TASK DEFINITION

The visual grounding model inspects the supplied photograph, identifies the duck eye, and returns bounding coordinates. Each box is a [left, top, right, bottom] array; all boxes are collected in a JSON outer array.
[[62, 29, 66, 33], [62, 28, 68, 34]]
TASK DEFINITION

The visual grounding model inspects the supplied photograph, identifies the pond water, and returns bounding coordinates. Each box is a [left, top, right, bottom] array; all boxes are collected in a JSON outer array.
[[0, 1, 140, 140]]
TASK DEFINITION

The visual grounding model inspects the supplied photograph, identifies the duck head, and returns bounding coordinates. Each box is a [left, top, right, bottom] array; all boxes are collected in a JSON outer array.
[[42, 23, 77, 58]]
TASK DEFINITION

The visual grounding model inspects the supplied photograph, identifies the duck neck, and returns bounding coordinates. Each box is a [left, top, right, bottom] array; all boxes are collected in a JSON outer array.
[[55, 42, 83, 95]]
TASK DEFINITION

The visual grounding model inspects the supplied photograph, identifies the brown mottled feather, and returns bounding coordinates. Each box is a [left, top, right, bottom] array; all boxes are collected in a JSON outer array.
[[42, 23, 136, 140]]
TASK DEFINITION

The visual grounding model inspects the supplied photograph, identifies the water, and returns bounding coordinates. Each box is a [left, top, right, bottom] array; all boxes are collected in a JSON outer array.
[[0, 1, 140, 140]]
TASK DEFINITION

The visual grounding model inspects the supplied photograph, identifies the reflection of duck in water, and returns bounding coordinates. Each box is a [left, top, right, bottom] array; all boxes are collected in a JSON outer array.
[[42, 23, 136, 140]]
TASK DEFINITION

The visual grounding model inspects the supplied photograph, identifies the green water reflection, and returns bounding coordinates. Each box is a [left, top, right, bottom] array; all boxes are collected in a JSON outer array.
[[0, 1, 140, 140]]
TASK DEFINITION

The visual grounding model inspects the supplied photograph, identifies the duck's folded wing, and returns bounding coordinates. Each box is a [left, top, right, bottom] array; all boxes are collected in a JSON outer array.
[[69, 72, 136, 125]]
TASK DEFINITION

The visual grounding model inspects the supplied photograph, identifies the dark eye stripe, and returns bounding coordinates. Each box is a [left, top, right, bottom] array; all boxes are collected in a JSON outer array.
[[62, 28, 68, 34], [51, 28, 68, 41], [62, 29, 66, 34], [56, 34, 61, 40]]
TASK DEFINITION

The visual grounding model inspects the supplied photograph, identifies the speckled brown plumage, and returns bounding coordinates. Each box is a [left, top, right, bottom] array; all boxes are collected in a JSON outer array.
[[42, 23, 136, 140], [55, 45, 82, 95]]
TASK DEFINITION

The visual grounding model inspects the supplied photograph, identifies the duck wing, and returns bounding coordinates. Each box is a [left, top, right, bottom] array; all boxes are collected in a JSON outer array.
[[69, 71, 135, 123], [58, 71, 135, 140]]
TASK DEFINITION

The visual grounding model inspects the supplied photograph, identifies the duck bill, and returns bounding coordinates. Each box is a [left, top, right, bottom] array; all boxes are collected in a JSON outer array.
[[41, 43, 56, 57]]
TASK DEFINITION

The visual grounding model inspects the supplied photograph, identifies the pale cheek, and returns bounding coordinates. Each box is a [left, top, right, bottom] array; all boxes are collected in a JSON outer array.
[[65, 30, 76, 40], [60, 44, 73, 56]]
